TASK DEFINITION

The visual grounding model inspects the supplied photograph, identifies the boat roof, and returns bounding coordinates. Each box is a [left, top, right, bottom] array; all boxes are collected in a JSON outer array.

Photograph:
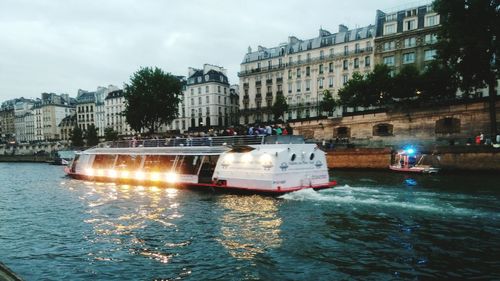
[[81, 146, 229, 156]]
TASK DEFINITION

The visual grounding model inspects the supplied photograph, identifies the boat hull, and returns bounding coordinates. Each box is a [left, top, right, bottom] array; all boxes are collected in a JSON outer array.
[[65, 169, 336, 195], [389, 165, 439, 174]]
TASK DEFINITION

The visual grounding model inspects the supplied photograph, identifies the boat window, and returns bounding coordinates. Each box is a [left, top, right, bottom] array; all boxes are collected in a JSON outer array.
[[309, 153, 315, 160], [291, 153, 296, 162], [143, 155, 176, 172], [92, 154, 116, 169], [71, 155, 80, 172], [176, 155, 202, 174], [115, 155, 143, 170]]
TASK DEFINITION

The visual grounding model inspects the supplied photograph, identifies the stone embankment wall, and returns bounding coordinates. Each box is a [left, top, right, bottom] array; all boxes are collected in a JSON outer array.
[[291, 100, 500, 147], [326, 146, 500, 171], [0, 155, 52, 162]]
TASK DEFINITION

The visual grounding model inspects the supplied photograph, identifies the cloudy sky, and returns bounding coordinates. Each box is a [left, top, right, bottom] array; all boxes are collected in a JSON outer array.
[[0, 0, 414, 102]]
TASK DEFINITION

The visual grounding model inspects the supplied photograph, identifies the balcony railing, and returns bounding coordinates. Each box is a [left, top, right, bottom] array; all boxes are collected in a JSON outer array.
[[238, 47, 375, 77]]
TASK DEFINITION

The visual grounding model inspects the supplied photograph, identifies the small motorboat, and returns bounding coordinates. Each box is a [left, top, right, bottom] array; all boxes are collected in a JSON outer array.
[[389, 147, 439, 174]]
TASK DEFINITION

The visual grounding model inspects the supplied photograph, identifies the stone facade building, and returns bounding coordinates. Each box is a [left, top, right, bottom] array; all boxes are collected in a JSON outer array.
[[104, 89, 134, 137], [185, 64, 232, 130], [374, 4, 440, 73], [59, 114, 77, 141], [239, 25, 375, 125]]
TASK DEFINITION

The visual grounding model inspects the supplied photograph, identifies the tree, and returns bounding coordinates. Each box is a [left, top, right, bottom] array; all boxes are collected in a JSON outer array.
[[124, 67, 182, 134], [319, 89, 337, 116], [338, 72, 369, 107], [367, 64, 393, 106], [392, 65, 422, 106], [419, 61, 458, 103], [104, 127, 119, 141], [272, 92, 288, 121], [70, 125, 84, 147], [84, 124, 99, 147], [433, 0, 499, 136]]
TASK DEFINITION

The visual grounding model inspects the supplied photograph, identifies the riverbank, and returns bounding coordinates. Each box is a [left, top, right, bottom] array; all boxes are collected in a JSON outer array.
[[326, 145, 500, 171], [0, 155, 52, 163]]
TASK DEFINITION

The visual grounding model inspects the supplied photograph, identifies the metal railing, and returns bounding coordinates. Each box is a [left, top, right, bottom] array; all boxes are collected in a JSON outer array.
[[95, 135, 266, 148]]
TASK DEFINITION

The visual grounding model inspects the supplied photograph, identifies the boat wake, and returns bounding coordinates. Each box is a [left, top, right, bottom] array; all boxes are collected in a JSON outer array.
[[280, 185, 499, 219]]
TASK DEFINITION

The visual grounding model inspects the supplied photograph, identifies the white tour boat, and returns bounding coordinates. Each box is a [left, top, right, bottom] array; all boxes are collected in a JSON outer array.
[[65, 135, 336, 194]]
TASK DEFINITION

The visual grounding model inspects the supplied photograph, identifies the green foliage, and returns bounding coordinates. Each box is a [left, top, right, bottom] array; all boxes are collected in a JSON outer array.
[[419, 62, 458, 102], [70, 125, 84, 147], [338, 72, 368, 107], [433, 0, 499, 92], [433, 0, 498, 135], [366, 64, 393, 106], [392, 65, 421, 103], [319, 89, 337, 115], [272, 92, 288, 121], [84, 124, 99, 147], [124, 67, 182, 134], [104, 127, 119, 141]]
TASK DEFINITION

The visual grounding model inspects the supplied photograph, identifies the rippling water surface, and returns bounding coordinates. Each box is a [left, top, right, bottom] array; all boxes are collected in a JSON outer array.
[[1, 163, 499, 280]]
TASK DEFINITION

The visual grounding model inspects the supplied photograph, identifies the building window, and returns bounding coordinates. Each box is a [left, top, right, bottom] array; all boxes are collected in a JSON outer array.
[[288, 70, 292, 79], [383, 56, 395, 66], [319, 78, 324, 89], [320, 50, 324, 59], [206, 86, 209, 93], [354, 58, 359, 68], [329, 62, 333, 73], [288, 83, 292, 93], [206, 96, 210, 103], [296, 81, 301, 92], [435, 117, 460, 134], [306, 66, 310, 76], [385, 13, 397, 22], [425, 14, 439, 27], [328, 77, 334, 88], [343, 60, 348, 70], [342, 75, 349, 85], [424, 34, 438, 44], [383, 41, 395, 51], [297, 55, 301, 63], [403, 52, 416, 64], [365, 56, 371, 67], [424, 49, 437, 61], [355, 43, 360, 53], [305, 80, 311, 91], [319, 64, 324, 74], [344, 46, 348, 55], [297, 68, 301, 78], [403, 37, 416, 48], [384, 23, 396, 35], [404, 19, 417, 31], [373, 123, 393, 136]]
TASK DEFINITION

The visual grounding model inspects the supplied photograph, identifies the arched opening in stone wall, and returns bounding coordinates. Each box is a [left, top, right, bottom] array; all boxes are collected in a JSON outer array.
[[335, 126, 350, 138], [373, 123, 393, 136], [435, 117, 460, 134]]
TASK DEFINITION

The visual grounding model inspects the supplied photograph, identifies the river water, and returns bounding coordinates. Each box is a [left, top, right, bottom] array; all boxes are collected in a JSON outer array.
[[0, 163, 499, 280]]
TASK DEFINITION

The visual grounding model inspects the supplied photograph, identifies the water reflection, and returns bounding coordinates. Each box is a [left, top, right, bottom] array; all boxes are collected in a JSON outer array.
[[217, 195, 282, 259], [62, 180, 180, 263]]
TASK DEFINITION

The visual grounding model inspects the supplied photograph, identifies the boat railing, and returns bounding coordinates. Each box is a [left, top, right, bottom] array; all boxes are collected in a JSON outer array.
[[95, 135, 267, 148]]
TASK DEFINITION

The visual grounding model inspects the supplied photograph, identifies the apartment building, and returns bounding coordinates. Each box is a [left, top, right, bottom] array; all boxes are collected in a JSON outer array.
[[374, 4, 440, 73], [104, 89, 134, 136], [32, 93, 75, 141], [185, 64, 232, 130], [239, 25, 375, 124]]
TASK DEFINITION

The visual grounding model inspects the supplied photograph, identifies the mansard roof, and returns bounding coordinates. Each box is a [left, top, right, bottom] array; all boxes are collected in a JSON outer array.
[[242, 25, 375, 63]]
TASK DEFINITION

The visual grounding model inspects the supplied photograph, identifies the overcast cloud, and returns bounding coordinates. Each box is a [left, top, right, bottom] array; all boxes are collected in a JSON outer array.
[[0, 0, 412, 101]]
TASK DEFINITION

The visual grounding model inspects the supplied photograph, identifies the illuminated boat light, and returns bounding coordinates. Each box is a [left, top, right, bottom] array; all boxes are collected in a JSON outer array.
[[108, 169, 118, 178], [120, 170, 130, 178], [241, 153, 253, 163], [96, 169, 105, 177], [150, 172, 161, 182], [135, 171, 146, 181], [85, 168, 94, 176], [164, 172, 178, 183]]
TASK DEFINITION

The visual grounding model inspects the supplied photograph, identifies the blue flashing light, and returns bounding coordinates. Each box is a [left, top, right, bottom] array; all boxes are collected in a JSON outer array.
[[406, 148, 415, 155]]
